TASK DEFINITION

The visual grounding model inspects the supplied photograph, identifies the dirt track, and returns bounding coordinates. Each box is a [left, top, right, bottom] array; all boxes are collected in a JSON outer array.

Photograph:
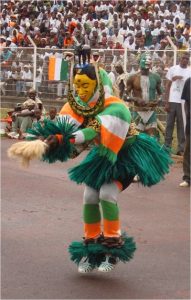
[[1, 138, 190, 300]]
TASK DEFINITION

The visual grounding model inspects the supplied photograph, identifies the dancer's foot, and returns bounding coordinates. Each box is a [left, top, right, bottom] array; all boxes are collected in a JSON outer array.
[[78, 257, 95, 273], [98, 255, 118, 272]]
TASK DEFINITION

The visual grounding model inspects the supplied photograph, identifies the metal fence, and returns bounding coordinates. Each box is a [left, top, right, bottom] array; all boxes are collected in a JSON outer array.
[[0, 46, 189, 102]]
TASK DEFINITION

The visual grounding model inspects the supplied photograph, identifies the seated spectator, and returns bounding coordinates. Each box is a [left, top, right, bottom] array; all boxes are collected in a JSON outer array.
[[144, 29, 153, 48], [47, 107, 58, 123], [176, 37, 188, 51], [7, 89, 43, 139], [0, 48, 13, 66], [0, 35, 7, 53], [174, 28, 186, 45], [150, 36, 161, 50], [159, 39, 168, 50], [63, 31, 74, 48], [124, 35, 135, 50], [31, 108, 45, 129], [6, 37, 17, 51]]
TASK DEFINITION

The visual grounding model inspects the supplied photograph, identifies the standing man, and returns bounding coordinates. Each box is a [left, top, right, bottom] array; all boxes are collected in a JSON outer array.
[[126, 53, 162, 137], [180, 77, 190, 187], [114, 62, 129, 99], [164, 52, 191, 155]]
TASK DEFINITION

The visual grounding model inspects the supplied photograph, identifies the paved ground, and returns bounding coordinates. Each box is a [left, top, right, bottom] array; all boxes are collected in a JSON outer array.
[[1, 138, 190, 300]]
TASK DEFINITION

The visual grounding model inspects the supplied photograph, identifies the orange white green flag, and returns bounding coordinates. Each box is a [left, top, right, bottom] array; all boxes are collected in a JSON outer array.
[[48, 56, 69, 81]]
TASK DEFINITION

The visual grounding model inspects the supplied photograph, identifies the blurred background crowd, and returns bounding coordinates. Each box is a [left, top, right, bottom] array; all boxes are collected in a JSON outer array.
[[0, 0, 190, 100], [0, 0, 190, 50]]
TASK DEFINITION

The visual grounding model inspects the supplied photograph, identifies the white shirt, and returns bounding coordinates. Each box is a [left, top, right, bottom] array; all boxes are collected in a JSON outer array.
[[22, 70, 32, 80], [123, 38, 135, 50], [166, 65, 191, 103], [108, 71, 116, 85]]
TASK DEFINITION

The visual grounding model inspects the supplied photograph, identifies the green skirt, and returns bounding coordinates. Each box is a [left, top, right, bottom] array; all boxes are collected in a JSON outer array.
[[69, 133, 173, 190]]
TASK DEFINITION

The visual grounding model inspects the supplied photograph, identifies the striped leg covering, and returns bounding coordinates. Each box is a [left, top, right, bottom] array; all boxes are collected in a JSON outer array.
[[83, 185, 101, 239], [99, 181, 122, 238], [69, 182, 136, 267]]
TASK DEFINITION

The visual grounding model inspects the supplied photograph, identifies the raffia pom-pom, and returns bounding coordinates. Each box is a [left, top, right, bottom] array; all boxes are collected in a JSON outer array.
[[7, 140, 48, 167]]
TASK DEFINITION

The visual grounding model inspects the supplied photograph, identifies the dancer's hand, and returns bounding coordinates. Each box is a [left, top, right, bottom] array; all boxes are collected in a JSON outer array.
[[44, 135, 59, 151]]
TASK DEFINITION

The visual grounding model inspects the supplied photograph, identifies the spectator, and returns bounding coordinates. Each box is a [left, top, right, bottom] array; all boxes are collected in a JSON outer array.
[[15, 65, 24, 96], [7, 88, 43, 139], [124, 34, 135, 50], [115, 62, 129, 99], [151, 36, 161, 50], [22, 65, 32, 91], [106, 65, 116, 85], [0, 47, 13, 66], [126, 52, 162, 137], [179, 77, 190, 187], [0, 0, 190, 52], [31, 108, 45, 129], [0, 35, 7, 53], [35, 67, 43, 93], [144, 29, 153, 48], [6, 36, 17, 51], [47, 107, 58, 123], [63, 31, 74, 48], [164, 52, 191, 155], [0, 0, 190, 101]]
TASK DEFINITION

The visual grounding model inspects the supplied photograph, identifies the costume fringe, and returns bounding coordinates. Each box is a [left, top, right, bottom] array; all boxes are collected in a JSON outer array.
[[68, 233, 136, 266], [69, 146, 113, 190], [69, 133, 173, 189], [117, 133, 173, 186], [27, 118, 76, 163]]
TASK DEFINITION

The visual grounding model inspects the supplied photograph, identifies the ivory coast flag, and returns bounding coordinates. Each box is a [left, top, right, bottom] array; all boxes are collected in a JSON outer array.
[[48, 56, 69, 80]]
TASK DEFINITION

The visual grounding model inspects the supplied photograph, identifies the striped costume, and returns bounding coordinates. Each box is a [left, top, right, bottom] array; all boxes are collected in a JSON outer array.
[[59, 95, 132, 241], [26, 66, 172, 272]]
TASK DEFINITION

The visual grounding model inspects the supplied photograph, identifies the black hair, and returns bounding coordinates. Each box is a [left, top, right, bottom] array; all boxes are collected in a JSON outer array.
[[73, 65, 97, 80]]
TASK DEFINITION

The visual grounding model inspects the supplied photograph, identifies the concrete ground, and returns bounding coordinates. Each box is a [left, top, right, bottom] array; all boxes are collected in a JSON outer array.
[[1, 138, 190, 300]]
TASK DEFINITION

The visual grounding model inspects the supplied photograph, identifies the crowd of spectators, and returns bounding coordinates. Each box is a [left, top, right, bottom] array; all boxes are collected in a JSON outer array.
[[0, 0, 190, 99], [0, 0, 190, 51]]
